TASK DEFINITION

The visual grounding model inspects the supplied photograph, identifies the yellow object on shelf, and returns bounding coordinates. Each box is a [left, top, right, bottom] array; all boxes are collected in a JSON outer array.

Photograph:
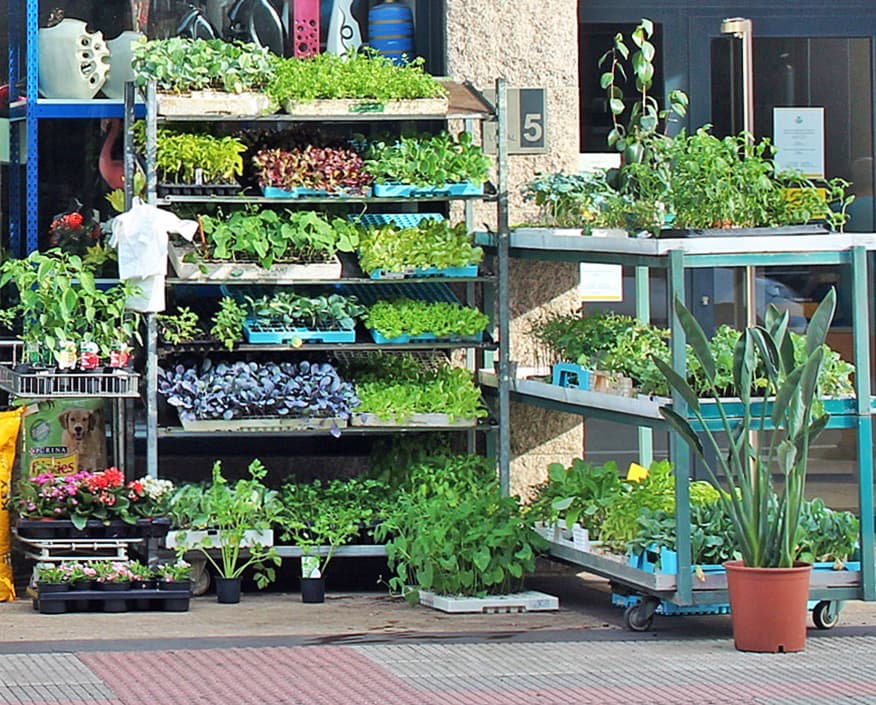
[[626, 462, 649, 482]]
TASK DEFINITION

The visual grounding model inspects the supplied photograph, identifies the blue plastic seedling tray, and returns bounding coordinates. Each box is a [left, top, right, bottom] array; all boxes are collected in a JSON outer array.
[[372, 182, 483, 198], [262, 186, 371, 199], [242, 320, 355, 344], [348, 213, 445, 228]]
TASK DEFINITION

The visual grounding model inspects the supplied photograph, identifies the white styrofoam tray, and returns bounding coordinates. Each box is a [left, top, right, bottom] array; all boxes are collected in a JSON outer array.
[[419, 590, 558, 613]]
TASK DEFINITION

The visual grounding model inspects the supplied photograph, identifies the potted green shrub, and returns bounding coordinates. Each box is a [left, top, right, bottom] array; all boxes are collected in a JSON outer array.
[[174, 459, 282, 604], [365, 132, 491, 197], [265, 49, 447, 116], [654, 289, 838, 652], [132, 37, 278, 115]]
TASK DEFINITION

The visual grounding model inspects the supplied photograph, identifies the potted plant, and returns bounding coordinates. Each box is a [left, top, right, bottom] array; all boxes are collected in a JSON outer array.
[[520, 170, 628, 234], [158, 307, 203, 346], [155, 560, 192, 612], [178, 460, 282, 604], [265, 49, 447, 116], [93, 561, 135, 613], [279, 482, 364, 604], [209, 297, 246, 351], [132, 37, 278, 115], [654, 289, 838, 652], [34, 564, 70, 614], [253, 145, 373, 198], [365, 131, 491, 197], [357, 220, 483, 278]]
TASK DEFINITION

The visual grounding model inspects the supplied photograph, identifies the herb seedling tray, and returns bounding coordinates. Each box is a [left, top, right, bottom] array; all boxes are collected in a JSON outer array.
[[168, 241, 342, 281], [157, 89, 277, 116], [350, 412, 478, 428], [372, 181, 484, 198], [178, 415, 348, 433], [243, 320, 356, 345], [281, 96, 449, 117], [369, 329, 484, 345], [261, 186, 372, 199], [368, 263, 479, 280]]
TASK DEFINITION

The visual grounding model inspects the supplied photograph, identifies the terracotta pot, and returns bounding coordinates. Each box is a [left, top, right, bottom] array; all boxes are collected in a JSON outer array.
[[725, 560, 812, 653]]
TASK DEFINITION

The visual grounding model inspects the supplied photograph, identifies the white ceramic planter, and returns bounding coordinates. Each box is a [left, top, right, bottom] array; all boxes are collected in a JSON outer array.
[[38, 18, 110, 99], [103, 31, 144, 99]]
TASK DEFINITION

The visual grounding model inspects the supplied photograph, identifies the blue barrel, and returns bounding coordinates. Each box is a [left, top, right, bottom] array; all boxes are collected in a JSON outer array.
[[368, 1, 415, 64]]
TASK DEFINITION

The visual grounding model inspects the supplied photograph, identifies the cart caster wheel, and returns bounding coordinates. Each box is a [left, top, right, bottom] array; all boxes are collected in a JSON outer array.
[[190, 560, 211, 597], [812, 600, 840, 629], [624, 603, 655, 632]]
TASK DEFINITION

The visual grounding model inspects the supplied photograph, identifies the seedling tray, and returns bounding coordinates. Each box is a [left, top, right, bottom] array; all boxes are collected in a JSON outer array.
[[419, 590, 558, 613], [348, 213, 444, 228], [262, 186, 372, 199], [243, 320, 356, 345], [168, 242, 342, 281], [157, 89, 277, 117], [369, 329, 484, 345], [372, 181, 484, 198], [158, 183, 240, 197], [282, 96, 449, 117], [368, 264, 479, 280], [178, 415, 347, 433], [350, 412, 478, 428]]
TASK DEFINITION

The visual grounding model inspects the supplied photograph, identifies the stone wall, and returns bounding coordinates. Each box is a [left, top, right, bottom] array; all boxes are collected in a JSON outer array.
[[446, 0, 583, 498]]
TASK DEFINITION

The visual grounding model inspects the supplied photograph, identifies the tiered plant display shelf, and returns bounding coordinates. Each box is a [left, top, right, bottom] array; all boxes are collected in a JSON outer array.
[[142, 79, 506, 475], [478, 228, 876, 613]]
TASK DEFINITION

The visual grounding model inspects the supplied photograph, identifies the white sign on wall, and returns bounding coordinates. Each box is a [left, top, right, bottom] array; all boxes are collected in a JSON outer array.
[[773, 107, 825, 178], [579, 262, 623, 302]]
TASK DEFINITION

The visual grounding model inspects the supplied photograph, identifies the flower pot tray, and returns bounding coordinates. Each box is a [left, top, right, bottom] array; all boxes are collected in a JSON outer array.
[[178, 415, 347, 433], [0, 363, 139, 398], [164, 528, 274, 550], [372, 182, 483, 198], [418, 590, 558, 613], [158, 183, 241, 198], [369, 329, 484, 345], [261, 186, 372, 199], [34, 587, 191, 614], [368, 264, 479, 280], [282, 96, 449, 117], [243, 320, 356, 345], [350, 412, 477, 428], [157, 89, 277, 116], [168, 241, 342, 281], [16, 518, 169, 540]]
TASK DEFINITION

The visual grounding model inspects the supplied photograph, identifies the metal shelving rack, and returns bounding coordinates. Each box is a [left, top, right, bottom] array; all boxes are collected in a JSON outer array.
[[140, 80, 510, 487], [477, 228, 876, 611], [6, 1, 147, 255]]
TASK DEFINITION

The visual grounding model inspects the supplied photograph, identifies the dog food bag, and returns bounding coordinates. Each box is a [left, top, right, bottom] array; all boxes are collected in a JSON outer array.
[[0, 407, 24, 602], [20, 398, 107, 476]]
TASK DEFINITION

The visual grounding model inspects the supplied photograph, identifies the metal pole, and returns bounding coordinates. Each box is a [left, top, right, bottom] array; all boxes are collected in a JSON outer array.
[[635, 266, 653, 466], [145, 82, 159, 479], [496, 79, 511, 496]]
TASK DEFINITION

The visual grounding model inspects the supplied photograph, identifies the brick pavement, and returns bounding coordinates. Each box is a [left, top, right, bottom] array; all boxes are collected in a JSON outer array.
[[1, 635, 876, 704]]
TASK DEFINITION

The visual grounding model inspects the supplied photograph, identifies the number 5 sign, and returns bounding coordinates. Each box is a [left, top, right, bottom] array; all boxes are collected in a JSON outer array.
[[483, 88, 548, 155]]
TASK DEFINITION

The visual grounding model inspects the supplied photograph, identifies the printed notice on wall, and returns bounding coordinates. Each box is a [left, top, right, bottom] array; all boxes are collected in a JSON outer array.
[[579, 263, 623, 302], [773, 107, 825, 178]]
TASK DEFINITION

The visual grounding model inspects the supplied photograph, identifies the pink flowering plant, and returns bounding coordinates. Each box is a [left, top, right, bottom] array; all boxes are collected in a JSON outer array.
[[67, 562, 99, 585], [94, 561, 135, 584], [34, 564, 70, 585], [14, 468, 168, 528]]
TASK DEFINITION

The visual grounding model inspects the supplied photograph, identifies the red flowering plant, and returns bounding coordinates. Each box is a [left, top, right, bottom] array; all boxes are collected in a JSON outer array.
[[48, 207, 102, 257], [73, 467, 135, 528]]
